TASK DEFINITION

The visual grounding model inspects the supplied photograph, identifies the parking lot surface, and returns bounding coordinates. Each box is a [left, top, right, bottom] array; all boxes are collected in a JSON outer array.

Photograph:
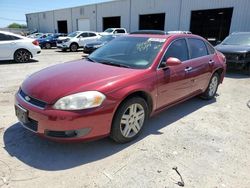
[[0, 49, 249, 188]]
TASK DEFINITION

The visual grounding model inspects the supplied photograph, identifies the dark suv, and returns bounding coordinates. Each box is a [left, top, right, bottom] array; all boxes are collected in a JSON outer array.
[[215, 32, 250, 74]]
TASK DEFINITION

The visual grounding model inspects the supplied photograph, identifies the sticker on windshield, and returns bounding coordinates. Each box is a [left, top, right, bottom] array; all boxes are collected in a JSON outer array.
[[148, 38, 166, 43]]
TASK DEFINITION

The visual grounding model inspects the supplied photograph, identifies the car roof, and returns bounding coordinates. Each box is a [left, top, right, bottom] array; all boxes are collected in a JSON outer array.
[[0, 31, 26, 39], [128, 33, 198, 39]]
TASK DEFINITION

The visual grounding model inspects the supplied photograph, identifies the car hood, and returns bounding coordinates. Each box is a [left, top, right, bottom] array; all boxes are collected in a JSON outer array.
[[21, 60, 144, 104], [57, 36, 70, 40], [215, 44, 250, 53]]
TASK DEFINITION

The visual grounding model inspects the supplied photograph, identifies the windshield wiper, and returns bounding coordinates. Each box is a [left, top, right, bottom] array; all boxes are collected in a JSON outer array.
[[99, 61, 130, 68]]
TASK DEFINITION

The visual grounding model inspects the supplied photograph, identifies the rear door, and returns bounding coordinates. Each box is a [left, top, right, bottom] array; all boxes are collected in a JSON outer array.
[[0, 33, 17, 60], [78, 32, 99, 46], [156, 38, 193, 109], [186, 38, 213, 93]]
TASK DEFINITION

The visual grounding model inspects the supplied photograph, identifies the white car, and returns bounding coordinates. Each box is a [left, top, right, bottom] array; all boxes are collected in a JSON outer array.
[[0, 31, 41, 63], [100, 28, 127, 35], [57, 31, 100, 52]]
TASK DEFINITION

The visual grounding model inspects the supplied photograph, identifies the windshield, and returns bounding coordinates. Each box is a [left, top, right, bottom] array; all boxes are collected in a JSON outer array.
[[67, 31, 80, 38], [104, 28, 114, 33], [222, 33, 250, 45], [89, 36, 165, 69]]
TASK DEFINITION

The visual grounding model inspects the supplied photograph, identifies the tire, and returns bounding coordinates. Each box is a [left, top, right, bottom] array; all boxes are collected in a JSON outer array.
[[70, 43, 78, 52], [110, 97, 148, 143], [201, 72, 220, 100], [14, 49, 31, 63], [45, 42, 51, 49]]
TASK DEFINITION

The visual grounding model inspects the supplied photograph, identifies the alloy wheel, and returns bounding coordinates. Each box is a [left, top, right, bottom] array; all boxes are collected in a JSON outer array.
[[120, 103, 145, 138], [208, 76, 218, 97]]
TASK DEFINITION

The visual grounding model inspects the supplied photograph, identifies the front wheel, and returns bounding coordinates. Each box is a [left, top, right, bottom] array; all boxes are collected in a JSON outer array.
[[70, 43, 78, 52], [45, 42, 51, 49], [201, 72, 220, 100], [110, 97, 148, 143]]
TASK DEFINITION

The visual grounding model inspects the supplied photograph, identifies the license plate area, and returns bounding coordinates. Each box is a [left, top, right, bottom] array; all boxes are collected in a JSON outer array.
[[15, 105, 29, 124]]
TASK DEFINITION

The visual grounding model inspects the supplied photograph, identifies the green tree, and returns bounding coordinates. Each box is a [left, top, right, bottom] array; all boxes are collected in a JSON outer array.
[[7, 23, 27, 29]]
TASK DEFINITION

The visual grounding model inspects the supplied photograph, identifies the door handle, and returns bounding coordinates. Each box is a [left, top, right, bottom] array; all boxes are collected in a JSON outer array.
[[184, 67, 193, 72], [11, 42, 16, 45], [209, 60, 215, 65]]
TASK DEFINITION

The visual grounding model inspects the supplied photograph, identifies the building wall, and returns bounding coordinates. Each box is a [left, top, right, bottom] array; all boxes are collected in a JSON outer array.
[[53, 8, 72, 33], [38, 11, 54, 33], [71, 5, 97, 31], [179, 0, 250, 33], [96, 0, 130, 31], [26, 0, 250, 34], [130, 0, 182, 31]]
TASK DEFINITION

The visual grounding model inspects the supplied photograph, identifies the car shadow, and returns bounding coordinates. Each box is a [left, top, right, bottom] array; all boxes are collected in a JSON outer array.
[[3, 97, 215, 171], [0, 59, 38, 65]]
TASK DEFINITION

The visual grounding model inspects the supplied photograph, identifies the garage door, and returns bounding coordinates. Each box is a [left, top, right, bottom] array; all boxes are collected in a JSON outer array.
[[77, 19, 90, 31]]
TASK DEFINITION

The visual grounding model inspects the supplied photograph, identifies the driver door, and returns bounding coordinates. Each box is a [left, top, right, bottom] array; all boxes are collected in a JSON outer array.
[[156, 38, 193, 109]]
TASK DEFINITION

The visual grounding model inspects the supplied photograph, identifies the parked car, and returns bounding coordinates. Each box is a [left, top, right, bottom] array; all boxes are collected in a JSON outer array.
[[0, 31, 41, 63], [83, 35, 118, 54], [215, 32, 250, 74], [57, 31, 100, 52], [38, 33, 67, 49], [27, 33, 53, 39], [100, 28, 127, 35], [15, 33, 226, 143]]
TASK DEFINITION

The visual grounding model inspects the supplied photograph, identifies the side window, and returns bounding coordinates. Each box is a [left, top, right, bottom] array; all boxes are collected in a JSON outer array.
[[188, 38, 208, 58], [206, 42, 215, 54], [0, 34, 19, 41], [88, 33, 97, 37], [116, 29, 125, 34], [0, 33, 6, 41], [163, 39, 189, 62], [78, 33, 88, 38]]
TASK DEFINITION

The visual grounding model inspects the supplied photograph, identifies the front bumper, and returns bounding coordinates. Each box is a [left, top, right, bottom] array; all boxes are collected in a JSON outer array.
[[57, 43, 69, 49], [15, 92, 115, 142]]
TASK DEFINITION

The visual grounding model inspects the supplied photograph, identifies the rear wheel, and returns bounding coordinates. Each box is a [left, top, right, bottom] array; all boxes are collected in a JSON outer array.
[[70, 43, 78, 52], [45, 42, 51, 49], [110, 97, 148, 143], [201, 72, 220, 100], [14, 49, 31, 63]]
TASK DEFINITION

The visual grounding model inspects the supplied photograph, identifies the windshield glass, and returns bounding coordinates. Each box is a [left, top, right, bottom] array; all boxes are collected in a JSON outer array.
[[89, 36, 165, 69], [67, 31, 80, 38], [104, 28, 114, 33], [222, 33, 250, 45]]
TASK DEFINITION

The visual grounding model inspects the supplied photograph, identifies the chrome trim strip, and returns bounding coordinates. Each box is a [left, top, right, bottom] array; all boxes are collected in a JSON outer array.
[[18, 93, 45, 110]]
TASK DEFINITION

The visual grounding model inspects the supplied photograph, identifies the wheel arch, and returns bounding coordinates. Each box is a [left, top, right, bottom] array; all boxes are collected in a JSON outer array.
[[14, 48, 33, 58]]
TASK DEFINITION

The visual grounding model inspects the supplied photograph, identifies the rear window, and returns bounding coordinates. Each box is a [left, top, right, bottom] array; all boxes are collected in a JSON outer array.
[[188, 38, 208, 59], [0, 33, 20, 41]]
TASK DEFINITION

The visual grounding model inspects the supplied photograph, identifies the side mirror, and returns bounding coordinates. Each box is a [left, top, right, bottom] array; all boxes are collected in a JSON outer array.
[[166, 57, 182, 66]]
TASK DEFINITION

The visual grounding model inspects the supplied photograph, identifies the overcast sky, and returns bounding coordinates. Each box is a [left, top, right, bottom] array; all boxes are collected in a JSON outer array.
[[0, 0, 114, 28]]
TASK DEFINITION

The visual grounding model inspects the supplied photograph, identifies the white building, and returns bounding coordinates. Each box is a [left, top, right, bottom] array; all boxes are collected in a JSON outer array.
[[26, 0, 250, 42]]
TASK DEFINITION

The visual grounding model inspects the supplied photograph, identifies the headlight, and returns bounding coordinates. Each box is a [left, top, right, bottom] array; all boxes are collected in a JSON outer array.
[[53, 91, 106, 110], [63, 38, 70, 43]]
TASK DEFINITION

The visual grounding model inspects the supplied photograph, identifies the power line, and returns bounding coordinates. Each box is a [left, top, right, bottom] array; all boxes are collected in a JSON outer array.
[[0, 17, 25, 22]]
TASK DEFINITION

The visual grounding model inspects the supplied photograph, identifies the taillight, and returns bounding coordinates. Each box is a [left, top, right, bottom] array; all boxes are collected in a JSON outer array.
[[32, 40, 39, 46]]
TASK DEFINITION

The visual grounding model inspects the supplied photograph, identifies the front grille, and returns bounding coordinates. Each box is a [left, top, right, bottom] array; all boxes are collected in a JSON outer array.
[[224, 53, 239, 61], [23, 119, 38, 132], [19, 89, 47, 108], [57, 40, 62, 44]]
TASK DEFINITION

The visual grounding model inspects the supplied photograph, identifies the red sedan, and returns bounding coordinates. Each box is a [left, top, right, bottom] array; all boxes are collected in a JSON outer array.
[[15, 33, 226, 143]]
